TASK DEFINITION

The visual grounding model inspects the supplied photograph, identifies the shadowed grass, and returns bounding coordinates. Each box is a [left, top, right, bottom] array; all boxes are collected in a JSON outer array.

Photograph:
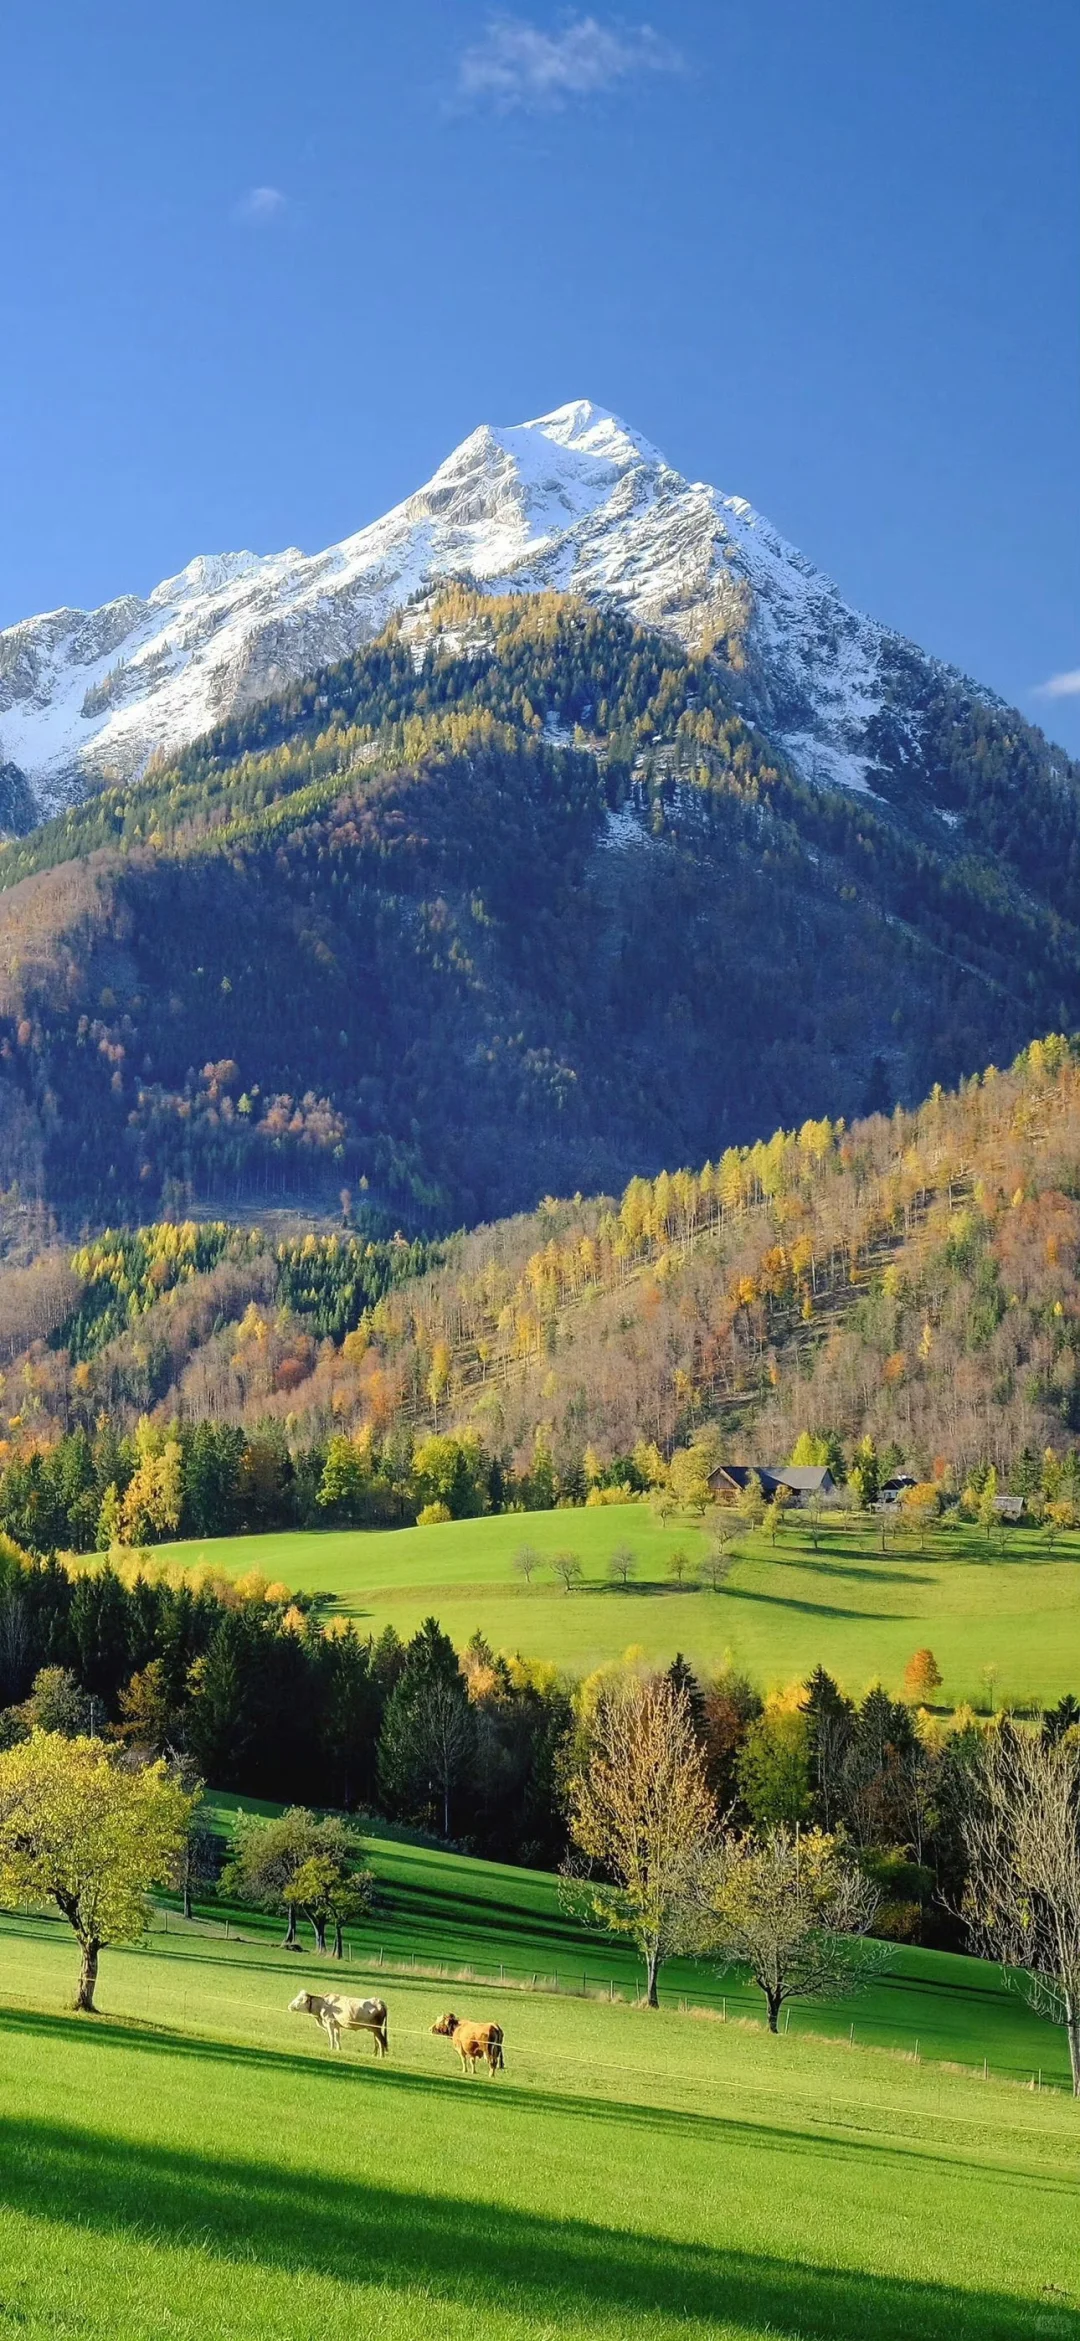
[[0, 1911, 1075, 2340], [0, 2108, 1074, 2341]]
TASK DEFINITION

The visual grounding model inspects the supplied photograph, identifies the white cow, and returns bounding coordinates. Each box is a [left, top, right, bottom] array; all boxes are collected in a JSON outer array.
[[289, 1991, 388, 2056]]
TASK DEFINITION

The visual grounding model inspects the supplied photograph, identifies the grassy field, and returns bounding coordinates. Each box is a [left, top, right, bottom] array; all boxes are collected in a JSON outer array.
[[153, 1508, 1080, 1705], [0, 1874, 1075, 2341], [201, 1800, 1076, 2087]]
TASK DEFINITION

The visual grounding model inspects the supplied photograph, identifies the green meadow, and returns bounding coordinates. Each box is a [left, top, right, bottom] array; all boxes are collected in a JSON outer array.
[[154, 1507, 1080, 1705], [201, 1805, 1076, 2085], [0, 1828, 1075, 2341]]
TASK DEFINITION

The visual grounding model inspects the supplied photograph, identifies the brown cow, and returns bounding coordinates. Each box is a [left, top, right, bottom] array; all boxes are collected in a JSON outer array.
[[289, 1991, 388, 2056], [431, 2011, 505, 2076]]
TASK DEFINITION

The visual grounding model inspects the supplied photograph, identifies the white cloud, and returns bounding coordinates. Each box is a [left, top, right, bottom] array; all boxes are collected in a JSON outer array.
[[457, 12, 683, 108], [1034, 669, 1080, 701], [234, 186, 287, 225]]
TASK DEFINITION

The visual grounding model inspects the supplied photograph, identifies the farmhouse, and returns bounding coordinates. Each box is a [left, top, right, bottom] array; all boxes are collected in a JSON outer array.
[[708, 1464, 835, 1507]]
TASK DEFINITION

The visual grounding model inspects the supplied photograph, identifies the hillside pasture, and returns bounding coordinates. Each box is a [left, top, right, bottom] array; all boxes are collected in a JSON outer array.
[[0, 1900, 1075, 2341], [200, 1803, 1076, 2089], [152, 1507, 1080, 1706]]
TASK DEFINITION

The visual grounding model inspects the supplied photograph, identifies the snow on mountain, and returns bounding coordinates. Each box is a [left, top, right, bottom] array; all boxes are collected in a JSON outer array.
[[1, 399, 935, 814]]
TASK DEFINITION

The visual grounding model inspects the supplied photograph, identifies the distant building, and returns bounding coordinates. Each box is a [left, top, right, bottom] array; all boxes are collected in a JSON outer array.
[[880, 1475, 918, 1508], [708, 1464, 836, 1507]]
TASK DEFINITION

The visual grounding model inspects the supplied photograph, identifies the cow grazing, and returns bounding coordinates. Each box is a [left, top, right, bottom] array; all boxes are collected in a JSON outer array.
[[289, 1991, 388, 2056], [431, 2011, 505, 2076]]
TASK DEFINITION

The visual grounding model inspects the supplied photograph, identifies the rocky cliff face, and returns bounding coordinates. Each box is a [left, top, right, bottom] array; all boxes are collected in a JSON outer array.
[[0, 399, 993, 818]]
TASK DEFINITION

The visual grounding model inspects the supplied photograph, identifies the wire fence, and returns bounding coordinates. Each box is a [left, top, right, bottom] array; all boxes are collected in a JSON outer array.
[[1, 1900, 1072, 2100]]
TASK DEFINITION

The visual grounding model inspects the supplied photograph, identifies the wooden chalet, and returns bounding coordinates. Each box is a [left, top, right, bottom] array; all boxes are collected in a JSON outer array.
[[708, 1464, 836, 1507]]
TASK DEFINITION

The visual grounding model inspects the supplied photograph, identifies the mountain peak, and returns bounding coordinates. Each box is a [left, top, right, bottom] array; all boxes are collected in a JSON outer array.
[[0, 399, 973, 816], [517, 398, 664, 466]]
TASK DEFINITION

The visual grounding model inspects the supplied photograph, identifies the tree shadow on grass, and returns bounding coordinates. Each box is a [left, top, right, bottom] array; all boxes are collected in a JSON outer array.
[[0, 2105, 1068, 2341], [719, 1586, 907, 1621], [784, 1558, 936, 1586]]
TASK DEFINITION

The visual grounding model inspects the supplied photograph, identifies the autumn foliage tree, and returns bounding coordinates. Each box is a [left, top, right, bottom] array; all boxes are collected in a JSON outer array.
[[903, 1649, 943, 1705], [0, 1733, 193, 2009], [565, 1674, 715, 2006], [700, 1825, 883, 2032]]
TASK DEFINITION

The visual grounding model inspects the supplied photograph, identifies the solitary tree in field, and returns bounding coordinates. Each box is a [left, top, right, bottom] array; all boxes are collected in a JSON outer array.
[[551, 1551, 584, 1595], [667, 1447, 713, 1518], [900, 1483, 941, 1553], [224, 1807, 326, 1948], [0, 1733, 193, 2011], [903, 1649, 943, 1705], [739, 1475, 767, 1534], [512, 1544, 541, 1586], [323, 1862, 376, 1960], [805, 1492, 826, 1552], [701, 1825, 883, 2033], [699, 1523, 738, 1592], [565, 1675, 715, 2006], [765, 1489, 794, 1546], [285, 1836, 375, 1956], [607, 1544, 637, 1589], [963, 1726, 1080, 2094], [666, 1547, 693, 1587]]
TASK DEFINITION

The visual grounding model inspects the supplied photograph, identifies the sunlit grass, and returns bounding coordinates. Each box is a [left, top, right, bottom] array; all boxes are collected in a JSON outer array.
[[150, 1508, 1080, 1705], [0, 1900, 1075, 2341]]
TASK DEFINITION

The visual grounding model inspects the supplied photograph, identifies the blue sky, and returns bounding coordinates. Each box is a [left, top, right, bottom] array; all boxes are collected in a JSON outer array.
[[2, 0, 1078, 749]]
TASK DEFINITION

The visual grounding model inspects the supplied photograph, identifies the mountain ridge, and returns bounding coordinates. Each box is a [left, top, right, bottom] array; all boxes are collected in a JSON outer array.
[[1, 581, 1078, 1238], [0, 398, 1027, 821]]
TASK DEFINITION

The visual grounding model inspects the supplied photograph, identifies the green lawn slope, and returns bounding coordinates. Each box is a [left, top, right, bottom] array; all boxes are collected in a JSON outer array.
[[201, 1799, 1075, 2086], [154, 1508, 1080, 1706], [0, 1892, 1074, 2341]]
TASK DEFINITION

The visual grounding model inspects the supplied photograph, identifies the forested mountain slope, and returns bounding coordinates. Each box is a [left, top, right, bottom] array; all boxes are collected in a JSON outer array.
[[1, 589, 1079, 1234], [6, 1037, 1080, 1530]]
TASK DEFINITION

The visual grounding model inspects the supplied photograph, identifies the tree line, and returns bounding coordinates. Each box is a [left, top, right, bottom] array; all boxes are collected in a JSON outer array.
[[2, 1619, 1076, 2089], [564, 1669, 1080, 2086], [3, 1513, 1078, 1958]]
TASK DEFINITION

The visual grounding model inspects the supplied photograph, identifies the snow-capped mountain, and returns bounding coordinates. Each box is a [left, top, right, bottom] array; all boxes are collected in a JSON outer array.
[[0, 400, 959, 815]]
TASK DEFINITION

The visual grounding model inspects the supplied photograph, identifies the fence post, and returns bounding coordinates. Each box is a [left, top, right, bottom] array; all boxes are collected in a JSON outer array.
[[983, 2057, 988, 2081], [722, 1997, 726, 2022], [849, 2023, 854, 2045], [914, 2039, 919, 2063]]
